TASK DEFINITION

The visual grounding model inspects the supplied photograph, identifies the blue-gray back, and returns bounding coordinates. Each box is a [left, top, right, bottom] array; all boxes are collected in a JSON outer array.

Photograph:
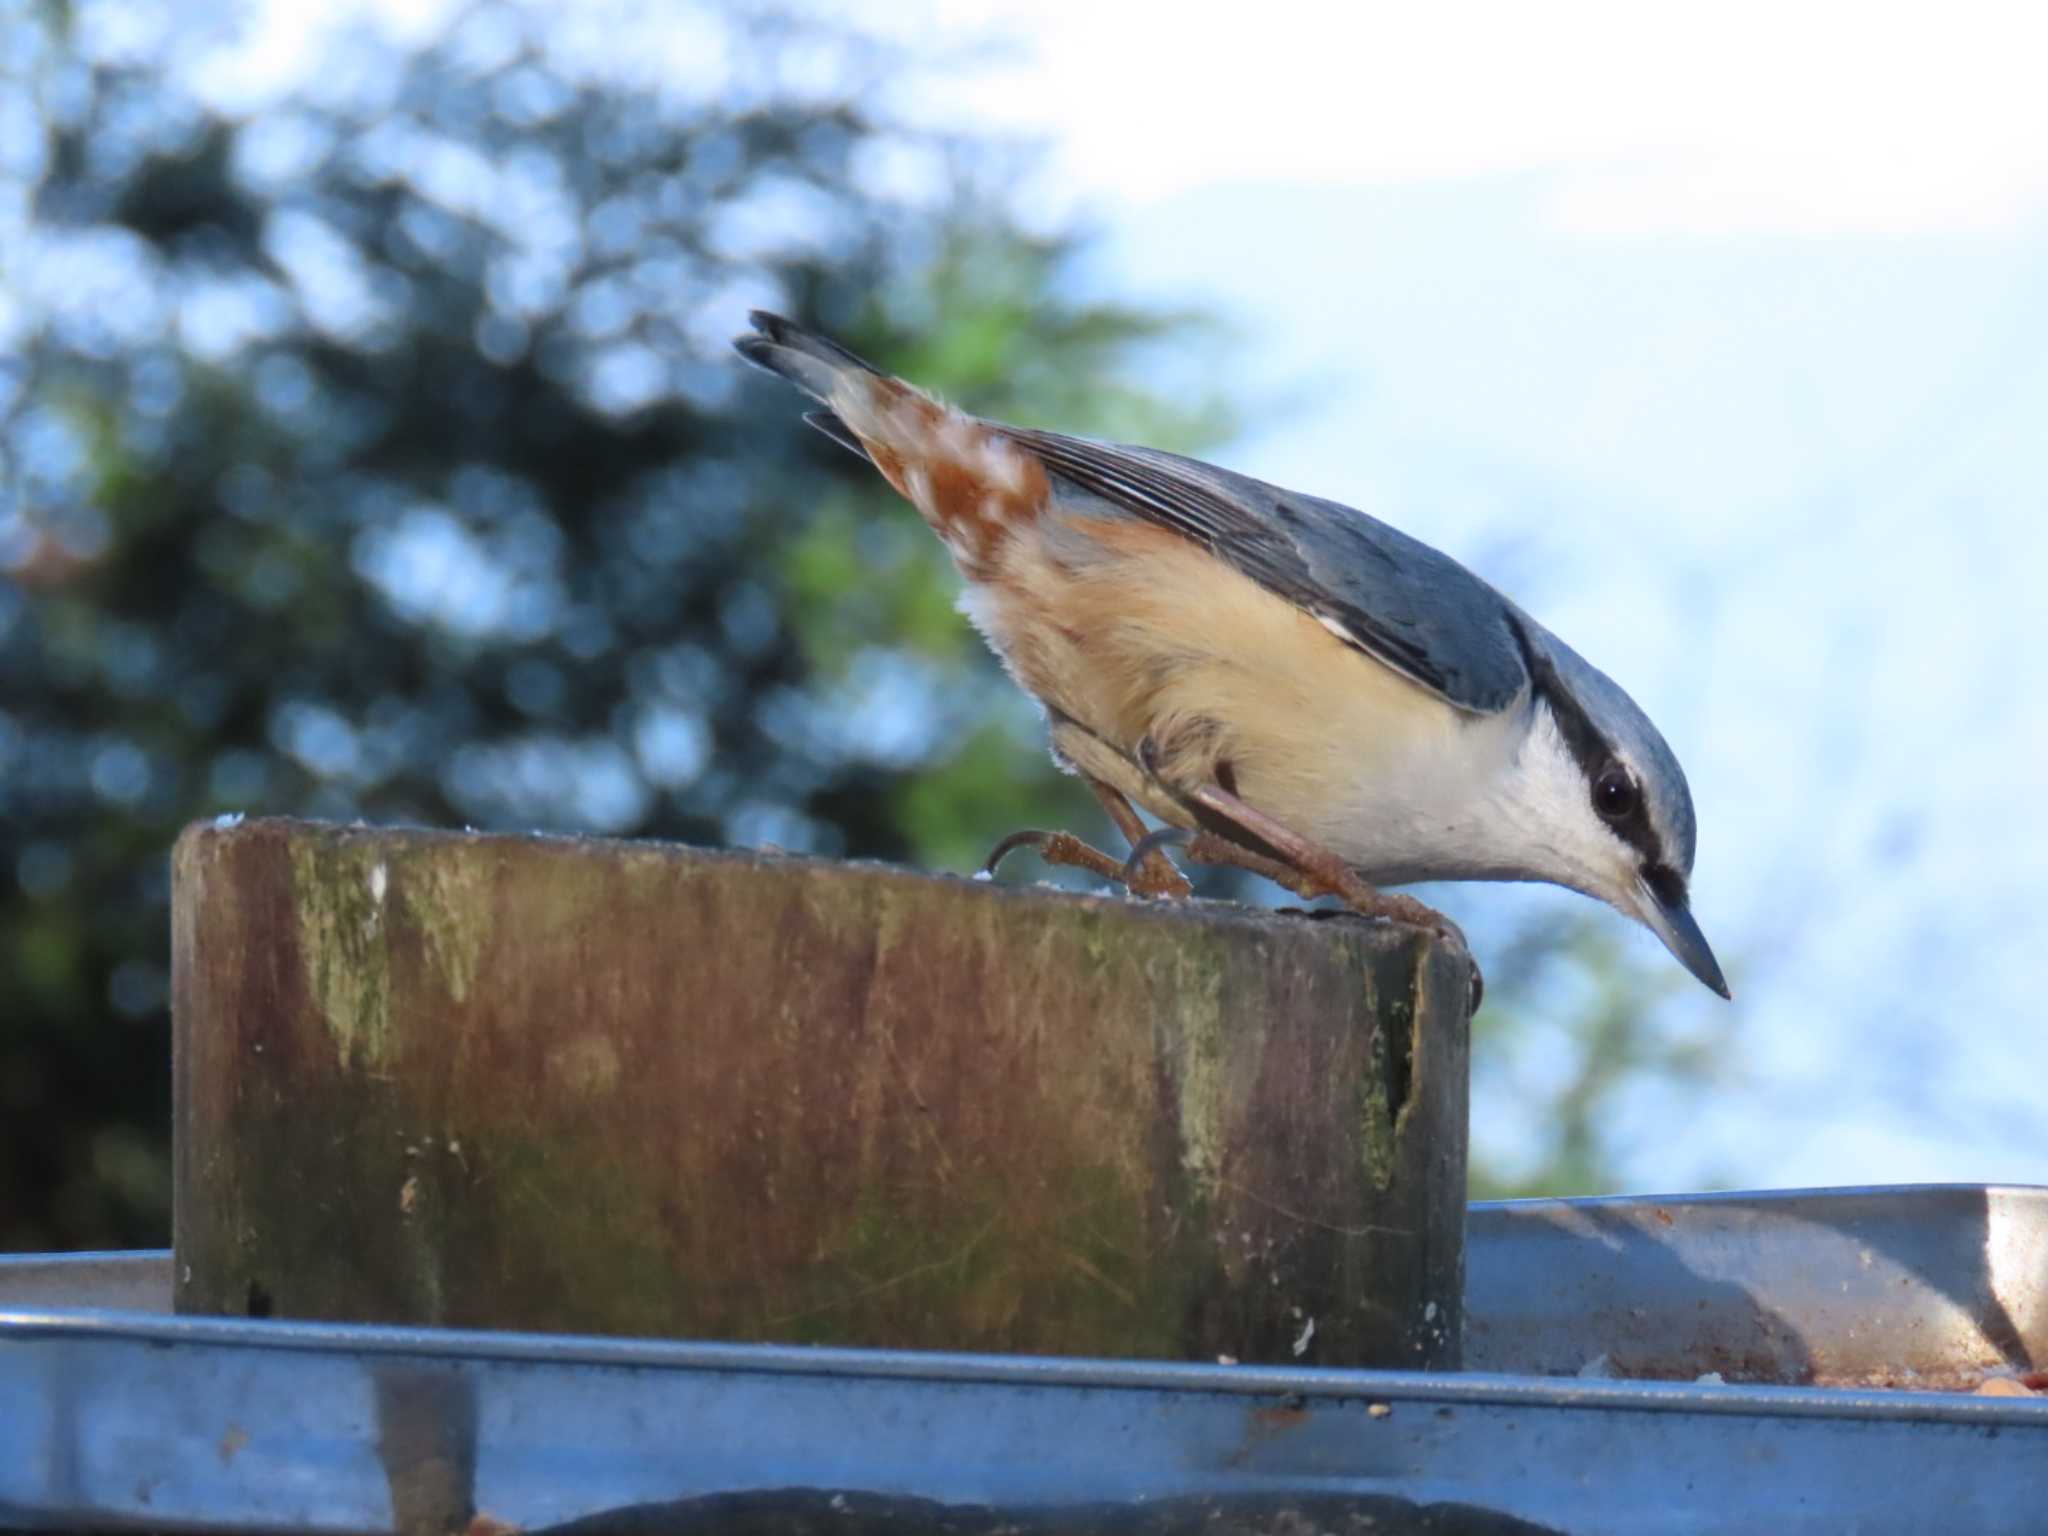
[[1017, 430, 1529, 713]]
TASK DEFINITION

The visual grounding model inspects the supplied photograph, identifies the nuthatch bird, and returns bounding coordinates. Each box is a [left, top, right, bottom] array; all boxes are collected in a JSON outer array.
[[735, 312, 1729, 1000]]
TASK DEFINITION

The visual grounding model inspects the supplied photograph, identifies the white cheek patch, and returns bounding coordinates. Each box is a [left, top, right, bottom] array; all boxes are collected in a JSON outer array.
[[1493, 703, 1642, 895]]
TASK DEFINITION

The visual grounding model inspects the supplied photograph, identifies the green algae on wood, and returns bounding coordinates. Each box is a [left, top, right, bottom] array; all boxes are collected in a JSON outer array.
[[172, 818, 1473, 1367]]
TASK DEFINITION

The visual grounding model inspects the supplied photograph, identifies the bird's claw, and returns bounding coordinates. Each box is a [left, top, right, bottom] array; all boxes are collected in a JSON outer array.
[[1169, 826, 1482, 1008], [982, 828, 1064, 878], [1306, 882, 1484, 1011], [982, 827, 1192, 900], [982, 828, 1121, 883], [985, 823, 1482, 1009], [1362, 889, 1469, 955], [1118, 826, 1198, 899]]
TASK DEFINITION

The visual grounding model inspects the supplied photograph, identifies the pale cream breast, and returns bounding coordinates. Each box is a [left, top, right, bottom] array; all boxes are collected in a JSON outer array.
[[958, 508, 1531, 882]]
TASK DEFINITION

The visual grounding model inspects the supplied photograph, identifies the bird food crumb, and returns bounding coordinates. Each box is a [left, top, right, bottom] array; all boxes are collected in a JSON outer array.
[[1974, 1376, 2036, 1398]]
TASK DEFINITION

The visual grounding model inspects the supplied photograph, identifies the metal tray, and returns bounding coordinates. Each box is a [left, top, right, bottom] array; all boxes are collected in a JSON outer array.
[[4, 1186, 2044, 1535], [1466, 1183, 2048, 1387]]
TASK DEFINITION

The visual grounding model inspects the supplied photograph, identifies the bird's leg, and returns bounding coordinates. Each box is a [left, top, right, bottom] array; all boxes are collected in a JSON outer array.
[[1127, 825, 1338, 904], [1188, 780, 1469, 951], [981, 776, 1193, 899], [1122, 812, 1483, 1009], [1135, 737, 1468, 952], [1085, 777, 1194, 899]]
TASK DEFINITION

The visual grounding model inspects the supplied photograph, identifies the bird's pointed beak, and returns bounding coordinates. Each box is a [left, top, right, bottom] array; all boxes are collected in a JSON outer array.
[[1634, 876, 1731, 999]]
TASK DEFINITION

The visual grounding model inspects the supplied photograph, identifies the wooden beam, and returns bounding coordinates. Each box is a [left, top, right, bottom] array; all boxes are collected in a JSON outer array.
[[172, 818, 1471, 1367]]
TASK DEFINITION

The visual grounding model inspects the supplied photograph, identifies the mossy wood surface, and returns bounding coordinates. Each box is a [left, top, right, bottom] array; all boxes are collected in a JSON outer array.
[[172, 818, 1471, 1366]]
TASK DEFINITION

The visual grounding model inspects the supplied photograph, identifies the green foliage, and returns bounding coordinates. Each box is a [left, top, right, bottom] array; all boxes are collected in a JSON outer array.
[[0, 0, 1226, 1248]]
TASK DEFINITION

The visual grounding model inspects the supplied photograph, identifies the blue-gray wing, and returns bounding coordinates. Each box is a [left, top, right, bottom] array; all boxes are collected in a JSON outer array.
[[1013, 430, 1529, 714]]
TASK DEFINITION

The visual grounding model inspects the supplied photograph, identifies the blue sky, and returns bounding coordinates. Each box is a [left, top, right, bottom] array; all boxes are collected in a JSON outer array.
[[902, 0, 2048, 1191], [190, 0, 2048, 1191], [907, 0, 2048, 1190], [1099, 180, 2048, 1189]]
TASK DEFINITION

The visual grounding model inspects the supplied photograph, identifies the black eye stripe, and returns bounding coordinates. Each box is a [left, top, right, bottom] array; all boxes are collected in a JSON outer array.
[[1506, 611, 1671, 873], [1644, 862, 1689, 911]]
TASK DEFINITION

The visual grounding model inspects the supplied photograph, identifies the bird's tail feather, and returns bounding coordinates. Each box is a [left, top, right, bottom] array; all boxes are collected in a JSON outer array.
[[732, 310, 882, 406], [732, 309, 1049, 577], [802, 408, 870, 462]]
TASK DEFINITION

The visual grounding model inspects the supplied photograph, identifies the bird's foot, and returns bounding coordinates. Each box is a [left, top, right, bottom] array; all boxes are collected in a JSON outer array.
[[1305, 871, 1470, 956], [1116, 826, 1204, 899], [982, 827, 1192, 900], [1162, 827, 1461, 945], [1278, 861, 1482, 1009]]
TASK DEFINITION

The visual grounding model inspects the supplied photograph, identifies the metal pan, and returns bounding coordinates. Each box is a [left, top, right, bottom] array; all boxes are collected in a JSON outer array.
[[3, 1186, 2042, 1534]]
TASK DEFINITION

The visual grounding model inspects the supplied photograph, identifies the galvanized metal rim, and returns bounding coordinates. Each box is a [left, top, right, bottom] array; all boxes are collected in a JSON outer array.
[[4, 1305, 2044, 1428]]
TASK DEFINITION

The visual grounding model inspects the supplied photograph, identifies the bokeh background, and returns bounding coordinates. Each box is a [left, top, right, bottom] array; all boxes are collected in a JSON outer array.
[[4, 0, 2044, 1251]]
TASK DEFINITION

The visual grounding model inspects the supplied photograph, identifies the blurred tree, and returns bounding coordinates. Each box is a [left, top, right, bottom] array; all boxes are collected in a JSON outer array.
[[0, 0, 1227, 1248], [0, 0, 1735, 1252]]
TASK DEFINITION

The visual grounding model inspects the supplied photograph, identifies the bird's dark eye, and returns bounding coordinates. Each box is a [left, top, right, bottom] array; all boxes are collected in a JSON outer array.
[[1594, 766, 1638, 821]]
